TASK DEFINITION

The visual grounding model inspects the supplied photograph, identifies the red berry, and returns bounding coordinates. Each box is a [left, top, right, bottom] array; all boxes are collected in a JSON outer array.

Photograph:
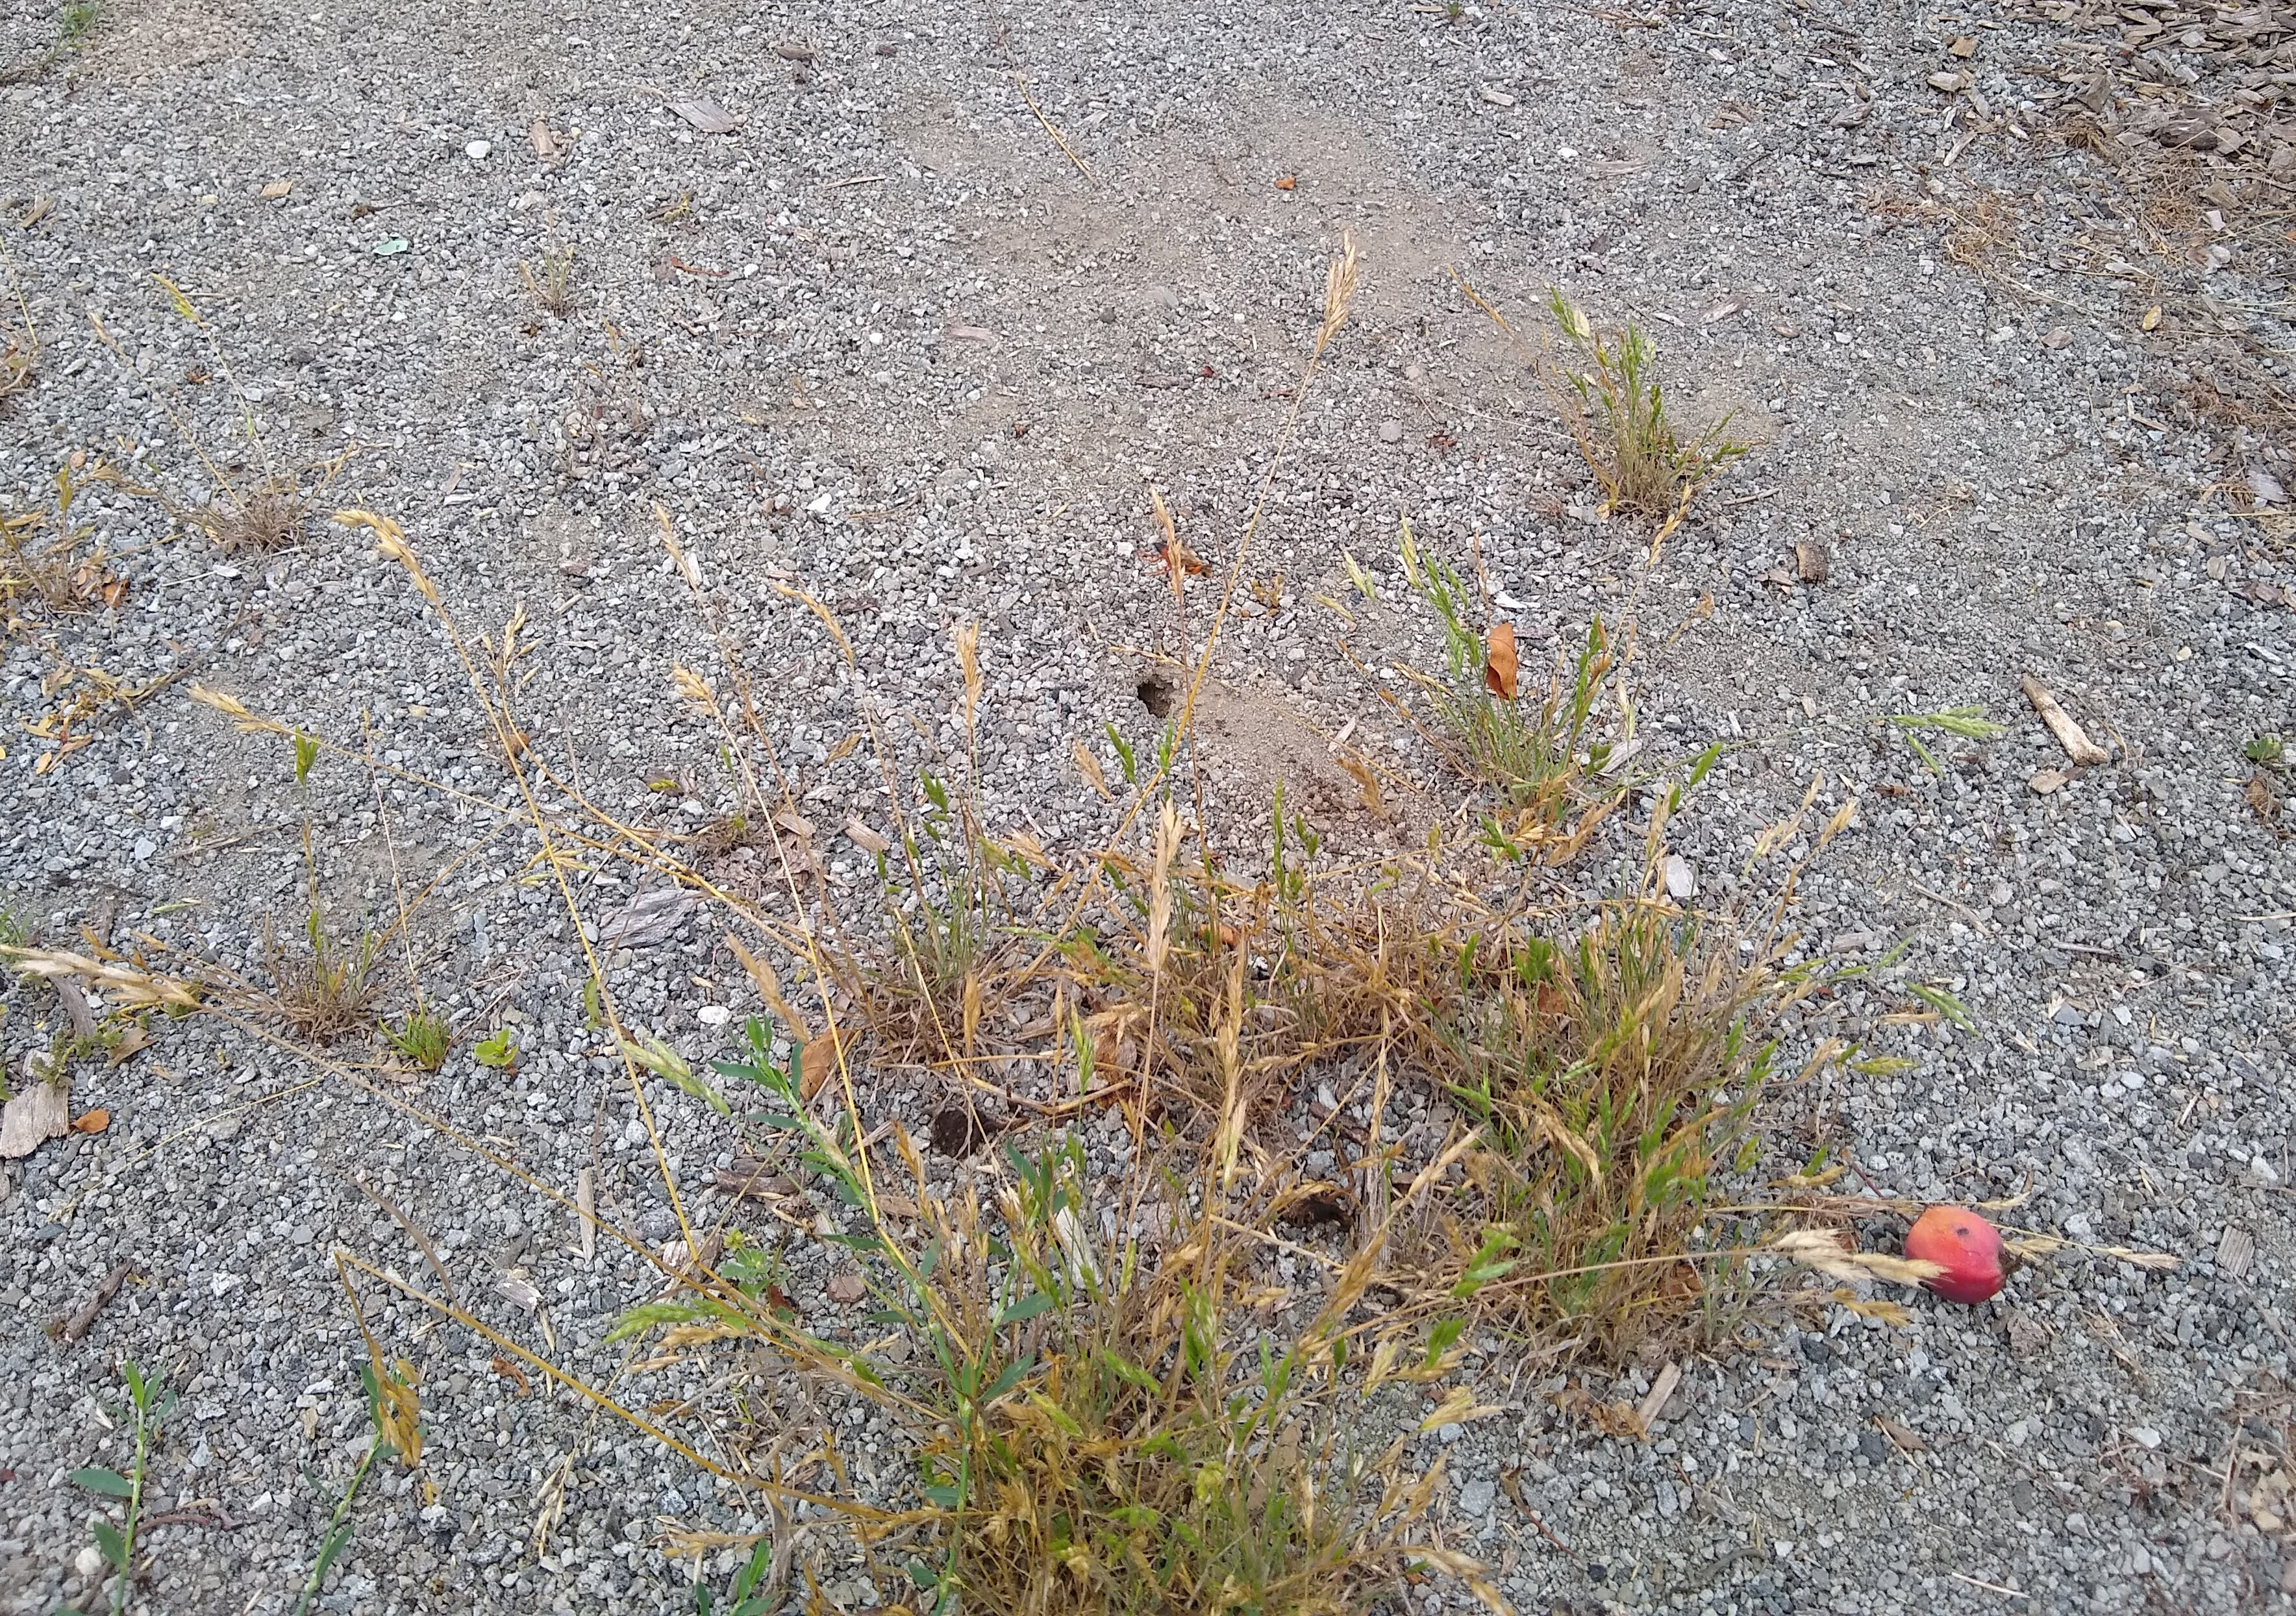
[[1904, 1205, 2005, 1304]]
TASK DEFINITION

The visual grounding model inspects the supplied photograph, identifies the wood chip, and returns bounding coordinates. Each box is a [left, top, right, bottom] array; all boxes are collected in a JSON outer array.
[[2220, 1226, 2256, 1280], [1795, 540, 1830, 582], [2028, 767, 2071, 795], [2020, 674, 2110, 766], [945, 324, 997, 342], [668, 98, 740, 135], [56, 978, 95, 1039], [0, 1080, 69, 1160], [259, 180, 293, 200], [599, 884, 702, 948], [1636, 1361, 1683, 1432], [576, 1167, 596, 1260], [842, 815, 890, 854]]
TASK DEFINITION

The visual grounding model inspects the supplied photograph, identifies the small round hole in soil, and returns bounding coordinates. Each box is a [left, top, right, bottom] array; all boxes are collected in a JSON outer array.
[[1136, 673, 1176, 718], [929, 1106, 992, 1158]]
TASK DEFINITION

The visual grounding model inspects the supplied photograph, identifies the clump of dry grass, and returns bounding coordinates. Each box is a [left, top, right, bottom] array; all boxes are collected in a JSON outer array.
[[0, 244, 35, 411], [618, 1027, 1497, 1615], [521, 246, 578, 319], [201, 479, 305, 553], [1547, 290, 1747, 523], [2, 457, 125, 633], [263, 912, 384, 1044]]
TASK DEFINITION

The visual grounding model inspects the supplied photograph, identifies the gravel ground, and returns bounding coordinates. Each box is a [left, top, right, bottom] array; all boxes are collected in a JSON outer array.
[[3, 0, 2293, 1612]]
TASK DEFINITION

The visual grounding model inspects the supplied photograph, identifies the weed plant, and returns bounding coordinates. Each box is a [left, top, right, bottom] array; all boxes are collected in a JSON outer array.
[[0, 236, 1897, 1615], [1547, 290, 1747, 522], [382, 1008, 451, 1071], [1399, 519, 1628, 860], [69, 1359, 171, 1616], [523, 246, 579, 319]]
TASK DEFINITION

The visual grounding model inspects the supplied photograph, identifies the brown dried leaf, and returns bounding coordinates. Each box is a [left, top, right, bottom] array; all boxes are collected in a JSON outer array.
[[490, 1354, 532, 1395], [1588, 1400, 1648, 1441], [1875, 1415, 1928, 1453], [70, 1108, 109, 1134], [800, 1026, 845, 1099], [841, 815, 891, 855], [2248, 768, 2284, 828], [1484, 622, 1519, 700]]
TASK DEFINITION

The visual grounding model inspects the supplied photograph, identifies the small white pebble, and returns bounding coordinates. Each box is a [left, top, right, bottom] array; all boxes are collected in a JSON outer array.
[[466, 138, 492, 160]]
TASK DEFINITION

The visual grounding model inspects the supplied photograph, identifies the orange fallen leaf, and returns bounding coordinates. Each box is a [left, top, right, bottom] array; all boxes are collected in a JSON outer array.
[[799, 1026, 845, 1099], [1484, 623, 1519, 700], [490, 1353, 531, 1395], [1273, 175, 1297, 191], [71, 1108, 110, 1134], [1157, 540, 1206, 577]]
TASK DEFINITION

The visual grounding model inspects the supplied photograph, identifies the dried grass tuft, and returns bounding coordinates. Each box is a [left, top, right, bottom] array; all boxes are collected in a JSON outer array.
[[521, 246, 578, 319], [262, 915, 384, 1045], [203, 481, 305, 553]]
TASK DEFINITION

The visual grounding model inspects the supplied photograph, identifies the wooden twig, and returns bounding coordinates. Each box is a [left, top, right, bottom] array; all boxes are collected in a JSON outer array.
[[2021, 674, 2110, 765], [1014, 75, 1098, 186], [47, 1260, 139, 1342]]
